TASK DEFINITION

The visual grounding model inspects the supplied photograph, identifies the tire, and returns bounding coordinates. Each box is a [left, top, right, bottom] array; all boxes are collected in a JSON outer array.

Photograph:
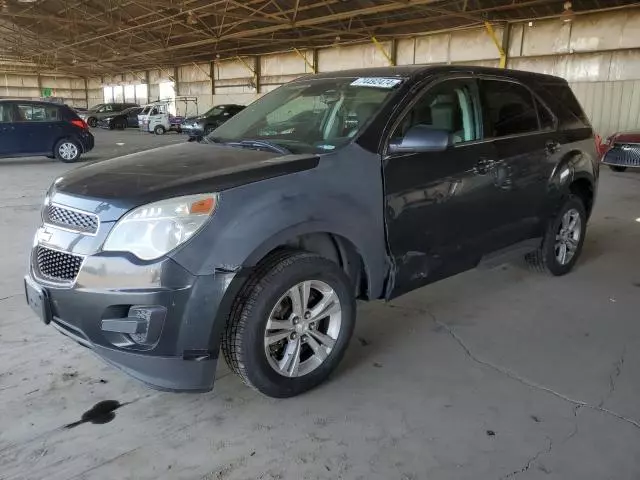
[[115, 119, 127, 130], [525, 195, 587, 276], [609, 165, 627, 172], [204, 125, 216, 136], [87, 117, 97, 128], [222, 250, 356, 398], [154, 125, 165, 135], [53, 139, 81, 163]]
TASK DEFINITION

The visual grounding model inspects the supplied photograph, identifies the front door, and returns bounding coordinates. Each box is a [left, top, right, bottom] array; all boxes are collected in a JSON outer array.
[[13, 103, 62, 155], [0, 102, 19, 157], [383, 77, 500, 298]]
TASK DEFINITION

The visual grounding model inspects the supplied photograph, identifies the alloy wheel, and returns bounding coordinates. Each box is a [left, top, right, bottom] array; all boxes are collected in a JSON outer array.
[[58, 142, 78, 161], [555, 208, 581, 265], [264, 280, 342, 378]]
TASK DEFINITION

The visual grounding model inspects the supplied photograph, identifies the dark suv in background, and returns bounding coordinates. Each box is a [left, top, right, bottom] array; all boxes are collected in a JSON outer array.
[[25, 66, 598, 398], [181, 104, 245, 140], [80, 102, 139, 128], [0, 100, 94, 162]]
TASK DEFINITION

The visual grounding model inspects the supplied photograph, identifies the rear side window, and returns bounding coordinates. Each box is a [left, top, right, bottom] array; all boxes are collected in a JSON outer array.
[[536, 98, 555, 130], [533, 82, 590, 130], [16, 104, 60, 122], [481, 80, 540, 137]]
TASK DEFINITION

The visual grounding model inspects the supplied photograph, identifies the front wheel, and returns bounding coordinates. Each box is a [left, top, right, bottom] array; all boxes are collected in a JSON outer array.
[[54, 139, 81, 163], [609, 165, 627, 172], [525, 195, 587, 275], [115, 119, 127, 130], [87, 117, 97, 128], [222, 250, 356, 398], [154, 125, 166, 135]]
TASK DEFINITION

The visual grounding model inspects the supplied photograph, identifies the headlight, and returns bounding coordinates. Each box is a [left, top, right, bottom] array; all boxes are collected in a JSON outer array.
[[102, 193, 218, 261]]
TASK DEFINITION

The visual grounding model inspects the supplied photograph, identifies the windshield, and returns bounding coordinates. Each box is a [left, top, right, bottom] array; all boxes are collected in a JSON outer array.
[[209, 76, 403, 154], [203, 106, 225, 117]]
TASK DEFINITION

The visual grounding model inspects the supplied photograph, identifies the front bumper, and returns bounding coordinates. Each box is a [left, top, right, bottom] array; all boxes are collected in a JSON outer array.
[[602, 144, 640, 168], [181, 123, 205, 137], [26, 253, 246, 392], [96, 119, 114, 129]]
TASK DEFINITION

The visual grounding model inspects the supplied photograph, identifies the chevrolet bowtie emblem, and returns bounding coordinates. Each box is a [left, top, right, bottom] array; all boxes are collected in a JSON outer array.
[[38, 228, 53, 244]]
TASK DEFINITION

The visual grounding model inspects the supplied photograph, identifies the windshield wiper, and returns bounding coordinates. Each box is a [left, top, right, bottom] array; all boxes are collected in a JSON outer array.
[[223, 139, 292, 155]]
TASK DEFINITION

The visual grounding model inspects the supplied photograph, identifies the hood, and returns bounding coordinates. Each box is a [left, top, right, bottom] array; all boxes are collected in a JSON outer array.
[[611, 132, 640, 144], [53, 142, 319, 212], [183, 115, 206, 123]]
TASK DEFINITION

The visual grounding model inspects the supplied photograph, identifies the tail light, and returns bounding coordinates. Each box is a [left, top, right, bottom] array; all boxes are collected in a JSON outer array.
[[70, 119, 88, 130]]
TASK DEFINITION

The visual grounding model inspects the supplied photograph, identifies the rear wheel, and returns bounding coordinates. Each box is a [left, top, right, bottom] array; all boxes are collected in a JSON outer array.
[[87, 117, 97, 128], [609, 165, 627, 172], [525, 195, 586, 275], [222, 250, 356, 398], [154, 125, 166, 135], [54, 139, 81, 163]]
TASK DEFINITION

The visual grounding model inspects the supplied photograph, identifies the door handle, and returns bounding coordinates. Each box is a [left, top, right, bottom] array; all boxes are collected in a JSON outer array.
[[545, 139, 560, 154], [474, 158, 496, 175]]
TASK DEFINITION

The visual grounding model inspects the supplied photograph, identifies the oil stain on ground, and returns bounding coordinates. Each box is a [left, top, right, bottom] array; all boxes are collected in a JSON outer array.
[[64, 400, 123, 429]]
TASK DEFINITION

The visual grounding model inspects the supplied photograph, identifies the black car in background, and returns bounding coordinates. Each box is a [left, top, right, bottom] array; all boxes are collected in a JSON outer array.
[[79, 102, 139, 127], [97, 106, 143, 130], [0, 99, 94, 162], [181, 104, 245, 139]]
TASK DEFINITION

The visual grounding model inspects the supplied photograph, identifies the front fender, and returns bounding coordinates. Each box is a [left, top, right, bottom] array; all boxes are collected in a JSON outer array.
[[170, 146, 389, 299]]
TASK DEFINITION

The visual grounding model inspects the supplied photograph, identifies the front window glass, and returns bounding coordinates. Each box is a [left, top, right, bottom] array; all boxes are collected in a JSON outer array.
[[0, 104, 12, 122], [392, 79, 480, 145], [210, 77, 403, 154]]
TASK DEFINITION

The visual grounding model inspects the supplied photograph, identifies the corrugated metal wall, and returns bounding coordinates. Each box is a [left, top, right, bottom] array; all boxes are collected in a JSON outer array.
[[571, 80, 640, 137]]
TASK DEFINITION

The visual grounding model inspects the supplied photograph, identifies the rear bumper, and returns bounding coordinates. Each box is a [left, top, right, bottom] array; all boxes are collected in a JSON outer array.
[[26, 255, 248, 392], [79, 132, 95, 153]]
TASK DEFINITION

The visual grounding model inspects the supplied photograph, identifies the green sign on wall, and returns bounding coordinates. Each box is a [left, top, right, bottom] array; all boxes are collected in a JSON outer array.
[[42, 87, 53, 97]]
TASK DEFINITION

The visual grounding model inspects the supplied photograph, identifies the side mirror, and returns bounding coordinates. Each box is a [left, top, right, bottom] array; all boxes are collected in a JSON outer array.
[[388, 125, 451, 154]]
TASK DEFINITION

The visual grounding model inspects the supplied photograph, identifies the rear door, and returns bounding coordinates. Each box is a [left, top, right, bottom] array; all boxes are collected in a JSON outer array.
[[478, 78, 558, 249], [383, 77, 501, 297]]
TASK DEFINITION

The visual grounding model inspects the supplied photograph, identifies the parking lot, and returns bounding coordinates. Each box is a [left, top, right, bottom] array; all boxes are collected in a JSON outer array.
[[0, 129, 639, 479]]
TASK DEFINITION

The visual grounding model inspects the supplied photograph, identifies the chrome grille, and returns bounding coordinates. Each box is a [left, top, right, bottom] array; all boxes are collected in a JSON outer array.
[[603, 144, 640, 167], [36, 246, 83, 283], [45, 204, 98, 234]]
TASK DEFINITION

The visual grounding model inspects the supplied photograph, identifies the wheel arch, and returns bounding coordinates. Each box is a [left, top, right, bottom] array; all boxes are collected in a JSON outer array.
[[550, 149, 597, 218], [245, 227, 375, 300]]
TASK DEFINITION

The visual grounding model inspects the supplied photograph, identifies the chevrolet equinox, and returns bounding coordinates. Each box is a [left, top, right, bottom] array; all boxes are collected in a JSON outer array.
[[25, 66, 598, 398]]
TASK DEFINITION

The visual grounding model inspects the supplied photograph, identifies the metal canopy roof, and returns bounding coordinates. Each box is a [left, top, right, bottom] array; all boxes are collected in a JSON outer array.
[[0, 0, 638, 76]]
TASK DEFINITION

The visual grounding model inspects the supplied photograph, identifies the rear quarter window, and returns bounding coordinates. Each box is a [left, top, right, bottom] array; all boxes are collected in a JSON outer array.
[[532, 81, 590, 130]]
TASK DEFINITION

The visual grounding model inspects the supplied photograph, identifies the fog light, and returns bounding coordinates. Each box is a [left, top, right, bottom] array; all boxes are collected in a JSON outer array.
[[100, 305, 166, 347]]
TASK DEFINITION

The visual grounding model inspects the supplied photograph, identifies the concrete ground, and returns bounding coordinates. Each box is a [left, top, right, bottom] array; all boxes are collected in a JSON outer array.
[[1, 129, 639, 480]]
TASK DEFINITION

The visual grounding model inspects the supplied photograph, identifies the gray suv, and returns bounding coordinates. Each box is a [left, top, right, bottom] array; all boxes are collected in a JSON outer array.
[[25, 66, 598, 398]]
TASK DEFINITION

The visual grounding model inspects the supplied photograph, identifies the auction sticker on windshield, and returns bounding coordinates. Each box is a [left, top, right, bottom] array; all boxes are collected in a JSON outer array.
[[350, 77, 402, 88]]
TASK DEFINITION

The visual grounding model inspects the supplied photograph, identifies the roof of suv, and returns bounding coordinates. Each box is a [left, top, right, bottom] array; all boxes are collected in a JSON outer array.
[[305, 65, 567, 84], [0, 99, 70, 106]]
